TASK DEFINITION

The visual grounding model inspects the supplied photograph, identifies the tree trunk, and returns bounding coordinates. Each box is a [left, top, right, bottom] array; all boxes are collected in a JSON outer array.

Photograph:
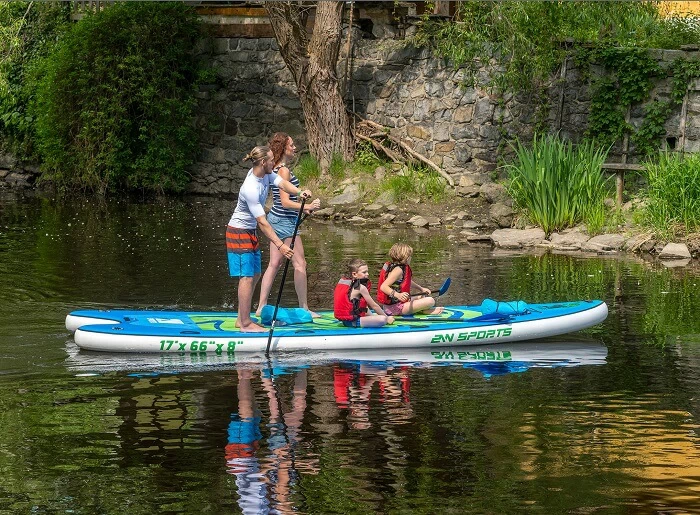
[[266, 1, 354, 171]]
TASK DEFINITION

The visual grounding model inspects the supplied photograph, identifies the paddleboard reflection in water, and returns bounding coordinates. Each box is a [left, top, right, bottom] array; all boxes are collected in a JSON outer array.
[[65, 339, 607, 378]]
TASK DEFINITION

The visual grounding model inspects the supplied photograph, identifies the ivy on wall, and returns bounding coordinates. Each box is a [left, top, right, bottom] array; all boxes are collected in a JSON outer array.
[[581, 45, 700, 157]]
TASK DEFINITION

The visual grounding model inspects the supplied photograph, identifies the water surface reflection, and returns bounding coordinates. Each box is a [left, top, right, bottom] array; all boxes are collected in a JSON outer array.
[[2, 193, 700, 512]]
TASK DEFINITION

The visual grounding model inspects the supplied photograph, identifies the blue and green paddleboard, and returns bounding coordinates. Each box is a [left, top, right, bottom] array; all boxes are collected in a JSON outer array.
[[66, 299, 608, 354]]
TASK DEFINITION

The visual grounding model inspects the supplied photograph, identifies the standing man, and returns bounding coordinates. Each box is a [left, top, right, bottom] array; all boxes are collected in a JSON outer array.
[[227, 145, 311, 332]]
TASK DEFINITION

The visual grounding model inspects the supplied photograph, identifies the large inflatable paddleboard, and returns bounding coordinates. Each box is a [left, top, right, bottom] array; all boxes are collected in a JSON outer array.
[[66, 300, 608, 354]]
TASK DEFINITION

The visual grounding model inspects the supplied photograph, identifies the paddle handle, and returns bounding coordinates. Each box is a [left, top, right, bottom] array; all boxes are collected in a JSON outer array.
[[265, 197, 307, 356]]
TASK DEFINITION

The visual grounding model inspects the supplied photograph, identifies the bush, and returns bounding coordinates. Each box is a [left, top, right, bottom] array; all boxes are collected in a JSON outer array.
[[0, 2, 70, 157], [504, 134, 612, 235], [31, 2, 202, 193], [642, 152, 700, 237]]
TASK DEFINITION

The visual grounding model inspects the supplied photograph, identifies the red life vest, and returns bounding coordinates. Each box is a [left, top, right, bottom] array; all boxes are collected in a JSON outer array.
[[376, 263, 412, 305], [334, 278, 371, 321]]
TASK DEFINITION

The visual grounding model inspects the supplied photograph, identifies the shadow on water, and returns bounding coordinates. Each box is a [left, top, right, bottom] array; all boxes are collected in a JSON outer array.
[[2, 192, 700, 513]]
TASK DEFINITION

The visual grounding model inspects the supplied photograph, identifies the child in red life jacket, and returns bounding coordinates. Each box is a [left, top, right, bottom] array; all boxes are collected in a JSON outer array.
[[334, 258, 395, 328], [377, 243, 445, 317]]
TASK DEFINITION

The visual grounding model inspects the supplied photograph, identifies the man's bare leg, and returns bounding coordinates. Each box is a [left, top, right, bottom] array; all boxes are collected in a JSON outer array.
[[236, 275, 267, 332]]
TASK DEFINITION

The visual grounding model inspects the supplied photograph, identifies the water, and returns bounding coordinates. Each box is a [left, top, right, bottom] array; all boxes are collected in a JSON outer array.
[[1, 191, 700, 513]]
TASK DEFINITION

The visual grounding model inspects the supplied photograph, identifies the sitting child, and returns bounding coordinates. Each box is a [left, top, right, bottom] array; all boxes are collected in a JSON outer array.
[[377, 243, 444, 317], [334, 258, 395, 328]]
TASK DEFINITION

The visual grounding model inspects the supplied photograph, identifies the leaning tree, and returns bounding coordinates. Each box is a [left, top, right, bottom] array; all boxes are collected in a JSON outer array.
[[265, 1, 354, 170]]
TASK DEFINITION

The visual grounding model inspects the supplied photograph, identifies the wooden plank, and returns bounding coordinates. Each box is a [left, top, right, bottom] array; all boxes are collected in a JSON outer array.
[[555, 56, 568, 131], [679, 85, 689, 151], [601, 163, 644, 171]]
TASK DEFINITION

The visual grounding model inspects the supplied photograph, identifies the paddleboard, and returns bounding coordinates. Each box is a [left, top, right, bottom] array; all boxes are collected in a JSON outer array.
[[66, 300, 608, 354]]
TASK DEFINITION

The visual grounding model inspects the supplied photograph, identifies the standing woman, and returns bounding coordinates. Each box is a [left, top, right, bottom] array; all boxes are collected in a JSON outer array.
[[227, 145, 311, 332], [256, 133, 321, 317]]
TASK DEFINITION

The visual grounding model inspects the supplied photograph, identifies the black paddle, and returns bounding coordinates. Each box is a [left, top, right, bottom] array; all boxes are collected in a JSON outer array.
[[265, 197, 306, 356], [410, 277, 451, 298]]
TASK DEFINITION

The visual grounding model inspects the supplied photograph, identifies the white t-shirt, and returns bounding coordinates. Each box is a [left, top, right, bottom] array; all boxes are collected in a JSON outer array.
[[228, 169, 283, 229]]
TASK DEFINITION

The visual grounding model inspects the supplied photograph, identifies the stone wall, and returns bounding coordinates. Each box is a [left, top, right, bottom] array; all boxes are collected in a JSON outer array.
[[190, 32, 700, 197], [0, 154, 40, 190]]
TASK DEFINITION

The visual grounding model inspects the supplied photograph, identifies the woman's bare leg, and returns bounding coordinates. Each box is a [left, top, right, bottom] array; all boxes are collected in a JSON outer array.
[[255, 242, 285, 316], [290, 237, 318, 316]]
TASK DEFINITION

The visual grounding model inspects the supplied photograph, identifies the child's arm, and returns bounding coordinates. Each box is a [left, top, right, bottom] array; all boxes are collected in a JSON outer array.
[[410, 279, 431, 295], [380, 267, 410, 302], [359, 285, 386, 314]]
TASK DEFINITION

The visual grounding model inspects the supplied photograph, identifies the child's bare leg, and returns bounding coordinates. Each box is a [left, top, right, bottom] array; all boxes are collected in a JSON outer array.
[[359, 315, 393, 328], [401, 297, 443, 315]]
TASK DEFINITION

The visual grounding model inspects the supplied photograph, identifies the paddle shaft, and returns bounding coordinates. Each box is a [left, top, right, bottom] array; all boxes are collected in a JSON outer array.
[[265, 197, 307, 356]]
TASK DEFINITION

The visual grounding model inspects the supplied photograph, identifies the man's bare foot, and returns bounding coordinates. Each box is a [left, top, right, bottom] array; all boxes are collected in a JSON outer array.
[[426, 306, 445, 315], [238, 321, 268, 333]]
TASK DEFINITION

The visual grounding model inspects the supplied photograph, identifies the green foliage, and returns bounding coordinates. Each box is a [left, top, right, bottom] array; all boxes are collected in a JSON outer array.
[[351, 141, 384, 174], [413, 1, 700, 94], [504, 134, 612, 236], [382, 165, 447, 202], [294, 154, 321, 183], [585, 78, 630, 148], [641, 151, 700, 237], [0, 2, 70, 157], [632, 100, 673, 156], [670, 57, 700, 103], [581, 47, 661, 149], [30, 2, 202, 193], [328, 152, 346, 181]]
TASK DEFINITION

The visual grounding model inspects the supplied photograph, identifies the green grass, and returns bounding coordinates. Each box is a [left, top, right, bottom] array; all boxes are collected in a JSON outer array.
[[294, 154, 321, 184], [641, 151, 700, 238], [329, 152, 346, 181], [382, 164, 447, 202], [504, 134, 612, 236]]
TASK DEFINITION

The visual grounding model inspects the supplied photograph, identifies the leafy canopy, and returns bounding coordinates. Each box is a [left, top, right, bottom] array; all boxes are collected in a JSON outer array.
[[31, 2, 202, 193]]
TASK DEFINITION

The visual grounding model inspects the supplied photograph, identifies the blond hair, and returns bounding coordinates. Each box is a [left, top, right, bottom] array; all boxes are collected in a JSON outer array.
[[344, 258, 367, 278], [389, 243, 413, 264], [243, 145, 270, 165]]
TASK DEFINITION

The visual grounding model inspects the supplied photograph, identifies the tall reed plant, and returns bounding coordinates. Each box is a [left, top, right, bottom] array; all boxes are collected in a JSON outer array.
[[642, 151, 700, 237], [504, 135, 612, 235]]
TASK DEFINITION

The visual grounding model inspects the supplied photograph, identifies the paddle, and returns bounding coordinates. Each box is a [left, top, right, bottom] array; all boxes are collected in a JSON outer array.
[[265, 197, 306, 356], [410, 277, 451, 298]]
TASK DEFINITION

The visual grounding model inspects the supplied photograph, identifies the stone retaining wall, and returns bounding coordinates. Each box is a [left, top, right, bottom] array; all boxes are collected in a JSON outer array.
[[189, 35, 700, 197]]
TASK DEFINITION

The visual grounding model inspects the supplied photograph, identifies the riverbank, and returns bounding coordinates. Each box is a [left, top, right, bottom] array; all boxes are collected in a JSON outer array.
[[2, 157, 697, 265], [306, 171, 699, 266]]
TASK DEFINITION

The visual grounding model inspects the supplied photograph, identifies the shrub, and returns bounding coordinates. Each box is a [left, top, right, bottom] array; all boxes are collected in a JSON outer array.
[[0, 2, 69, 157], [504, 134, 612, 235], [31, 2, 202, 193], [642, 152, 700, 237]]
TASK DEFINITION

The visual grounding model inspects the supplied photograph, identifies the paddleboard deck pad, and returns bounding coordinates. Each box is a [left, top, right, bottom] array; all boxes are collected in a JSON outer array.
[[66, 300, 608, 354]]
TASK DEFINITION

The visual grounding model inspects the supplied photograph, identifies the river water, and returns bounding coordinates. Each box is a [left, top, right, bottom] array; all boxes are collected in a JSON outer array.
[[1, 191, 699, 513]]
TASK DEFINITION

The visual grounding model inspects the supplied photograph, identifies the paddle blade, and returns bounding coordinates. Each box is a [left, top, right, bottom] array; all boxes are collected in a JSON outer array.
[[437, 277, 451, 297], [260, 305, 313, 326]]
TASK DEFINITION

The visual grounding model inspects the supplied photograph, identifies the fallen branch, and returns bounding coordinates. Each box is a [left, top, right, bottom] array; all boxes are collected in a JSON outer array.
[[356, 133, 401, 163], [352, 115, 455, 186]]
